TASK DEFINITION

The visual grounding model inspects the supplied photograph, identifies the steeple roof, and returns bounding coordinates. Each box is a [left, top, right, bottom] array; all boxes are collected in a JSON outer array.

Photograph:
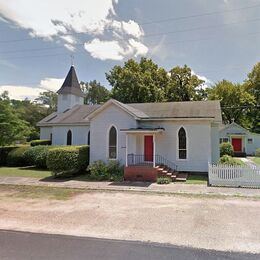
[[57, 66, 85, 97]]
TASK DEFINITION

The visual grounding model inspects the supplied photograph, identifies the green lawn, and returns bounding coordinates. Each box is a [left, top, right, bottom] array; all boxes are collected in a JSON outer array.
[[0, 167, 52, 178], [186, 175, 208, 184], [252, 157, 260, 165], [233, 158, 246, 166]]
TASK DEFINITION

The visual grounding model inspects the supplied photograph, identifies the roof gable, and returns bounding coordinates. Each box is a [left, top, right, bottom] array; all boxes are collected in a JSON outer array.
[[86, 99, 147, 120], [220, 122, 250, 134]]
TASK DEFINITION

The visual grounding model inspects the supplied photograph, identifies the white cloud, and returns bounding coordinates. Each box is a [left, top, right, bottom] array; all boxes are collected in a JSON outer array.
[[110, 19, 144, 38], [0, 77, 64, 100], [0, 0, 148, 60], [0, 0, 116, 37], [191, 70, 212, 89], [84, 38, 148, 61], [128, 38, 148, 57], [39, 78, 64, 92], [0, 85, 44, 100], [84, 39, 125, 60]]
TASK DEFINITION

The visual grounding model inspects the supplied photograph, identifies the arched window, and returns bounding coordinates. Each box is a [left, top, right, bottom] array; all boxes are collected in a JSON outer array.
[[108, 126, 117, 159], [87, 130, 90, 146], [67, 130, 72, 145], [178, 127, 187, 159]]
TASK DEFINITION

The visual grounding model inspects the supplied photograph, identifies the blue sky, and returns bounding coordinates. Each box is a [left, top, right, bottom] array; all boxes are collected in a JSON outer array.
[[0, 0, 260, 100]]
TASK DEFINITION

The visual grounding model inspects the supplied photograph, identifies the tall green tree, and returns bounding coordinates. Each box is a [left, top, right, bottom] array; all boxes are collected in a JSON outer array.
[[34, 91, 57, 114], [244, 62, 260, 132], [166, 65, 206, 101], [80, 80, 110, 104], [0, 94, 32, 146], [11, 99, 48, 140], [106, 58, 169, 103], [208, 80, 255, 126]]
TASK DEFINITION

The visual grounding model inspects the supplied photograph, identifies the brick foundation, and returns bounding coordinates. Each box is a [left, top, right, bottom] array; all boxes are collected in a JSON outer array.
[[124, 166, 158, 182]]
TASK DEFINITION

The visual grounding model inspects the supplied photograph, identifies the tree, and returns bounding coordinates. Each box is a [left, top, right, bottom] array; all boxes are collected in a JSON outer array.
[[11, 99, 48, 140], [0, 98, 32, 145], [80, 80, 110, 104], [244, 62, 260, 132], [106, 58, 169, 103], [34, 91, 57, 114], [166, 65, 205, 101], [208, 80, 255, 126]]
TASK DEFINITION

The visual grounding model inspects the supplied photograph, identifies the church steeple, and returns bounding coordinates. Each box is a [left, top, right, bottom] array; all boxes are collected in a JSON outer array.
[[57, 65, 85, 97], [57, 66, 85, 113]]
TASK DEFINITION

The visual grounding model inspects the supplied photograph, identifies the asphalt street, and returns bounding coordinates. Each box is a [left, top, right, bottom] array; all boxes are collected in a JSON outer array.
[[0, 230, 259, 260]]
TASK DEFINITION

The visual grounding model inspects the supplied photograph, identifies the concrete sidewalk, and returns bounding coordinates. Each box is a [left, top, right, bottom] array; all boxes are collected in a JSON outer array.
[[0, 176, 259, 198]]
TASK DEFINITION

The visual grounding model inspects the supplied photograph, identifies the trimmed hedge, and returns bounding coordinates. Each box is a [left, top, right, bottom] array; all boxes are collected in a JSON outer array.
[[256, 148, 260, 157], [24, 145, 51, 168], [30, 139, 51, 147], [0, 146, 18, 166], [6, 146, 31, 167], [47, 146, 89, 176], [220, 142, 234, 157]]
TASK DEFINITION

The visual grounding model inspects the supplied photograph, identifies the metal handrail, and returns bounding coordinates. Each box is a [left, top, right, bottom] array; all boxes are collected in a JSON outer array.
[[127, 154, 178, 171]]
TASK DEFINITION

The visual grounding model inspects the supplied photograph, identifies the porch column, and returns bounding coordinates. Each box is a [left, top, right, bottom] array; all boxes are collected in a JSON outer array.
[[125, 134, 128, 167], [153, 133, 156, 168]]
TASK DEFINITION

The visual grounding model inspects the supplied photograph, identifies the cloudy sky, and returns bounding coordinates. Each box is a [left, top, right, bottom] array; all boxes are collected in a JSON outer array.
[[0, 0, 260, 100]]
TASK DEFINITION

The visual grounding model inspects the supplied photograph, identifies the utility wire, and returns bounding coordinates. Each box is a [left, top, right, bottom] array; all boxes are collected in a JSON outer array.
[[140, 3, 260, 25], [143, 17, 260, 38], [0, 3, 260, 43]]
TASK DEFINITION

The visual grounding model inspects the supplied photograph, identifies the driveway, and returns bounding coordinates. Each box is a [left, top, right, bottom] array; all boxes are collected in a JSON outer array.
[[0, 190, 259, 253]]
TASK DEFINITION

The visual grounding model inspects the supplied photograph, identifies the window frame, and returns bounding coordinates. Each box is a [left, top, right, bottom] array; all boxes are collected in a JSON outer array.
[[67, 130, 72, 146], [177, 127, 188, 161], [248, 138, 253, 144], [107, 125, 118, 160]]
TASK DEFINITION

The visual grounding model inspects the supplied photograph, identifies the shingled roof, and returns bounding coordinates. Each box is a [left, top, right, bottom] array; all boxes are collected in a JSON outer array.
[[87, 99, 222, 122], [38, 99, 222, 127], [57, 66, 85, 97], [37, 104, 100, 126]]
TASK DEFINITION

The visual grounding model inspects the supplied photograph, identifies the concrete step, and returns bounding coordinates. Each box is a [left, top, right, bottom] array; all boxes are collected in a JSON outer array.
[[175, 173, 188, 182]]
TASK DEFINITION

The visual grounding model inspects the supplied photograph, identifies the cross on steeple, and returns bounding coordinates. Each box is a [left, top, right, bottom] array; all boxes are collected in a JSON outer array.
[[70, 54, 74, 66]]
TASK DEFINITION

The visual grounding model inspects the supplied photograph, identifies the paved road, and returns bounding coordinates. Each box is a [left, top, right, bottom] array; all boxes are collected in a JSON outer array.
[[0, 230, 258, 260]]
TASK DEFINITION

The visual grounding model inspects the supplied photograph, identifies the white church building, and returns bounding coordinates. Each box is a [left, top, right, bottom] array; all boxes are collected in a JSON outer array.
[[38, 66, 222, 176]]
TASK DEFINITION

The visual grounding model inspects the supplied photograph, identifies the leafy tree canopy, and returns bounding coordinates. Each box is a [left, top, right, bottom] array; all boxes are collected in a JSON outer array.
[[106, 58, 168, 103], [166, 65, 206, 101], [208, 80, 255, 127], [80, 80, 110, 104]]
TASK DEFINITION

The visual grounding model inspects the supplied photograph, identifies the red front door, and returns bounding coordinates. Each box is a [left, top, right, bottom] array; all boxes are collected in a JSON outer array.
[[232, 138, 242, 152], [144, 135, 153, 161]]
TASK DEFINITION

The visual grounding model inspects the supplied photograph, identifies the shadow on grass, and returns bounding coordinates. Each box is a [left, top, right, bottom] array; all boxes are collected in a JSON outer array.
[[18, 166, 50, 172]]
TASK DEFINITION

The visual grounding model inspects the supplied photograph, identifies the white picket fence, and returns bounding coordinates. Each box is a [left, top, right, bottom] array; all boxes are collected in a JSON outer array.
[[208, 164, 260, 188]]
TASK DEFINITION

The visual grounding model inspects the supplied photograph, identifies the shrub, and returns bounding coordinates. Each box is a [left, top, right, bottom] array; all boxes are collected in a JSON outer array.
[[218, 155, 242, 165], [47, 145, 89, 176], [256, 148, 260, 157], [87, 160, 109, 181], [220, 142, 234, 157], [6, 146, 31, 166], [30, 139, 51, 147], [87, 160, 124, 181], [157, 177, 171, 184], [0, 146, 18, 166], [24, 146, 50, 168]]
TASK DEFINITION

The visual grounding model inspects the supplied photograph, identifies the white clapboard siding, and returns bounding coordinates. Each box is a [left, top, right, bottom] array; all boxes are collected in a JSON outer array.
[[208, 164, 260, 188]]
